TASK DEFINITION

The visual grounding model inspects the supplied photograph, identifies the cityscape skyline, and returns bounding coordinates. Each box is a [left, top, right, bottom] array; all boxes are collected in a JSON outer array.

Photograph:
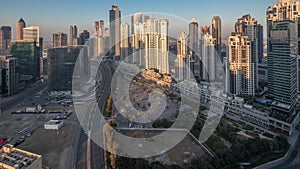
[[1, 0, 277, 41], [2, 0, 300, 169]]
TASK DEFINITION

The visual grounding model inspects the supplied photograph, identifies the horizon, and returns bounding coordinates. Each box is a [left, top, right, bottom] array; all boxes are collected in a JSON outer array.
[[1, 0, 277, 41]]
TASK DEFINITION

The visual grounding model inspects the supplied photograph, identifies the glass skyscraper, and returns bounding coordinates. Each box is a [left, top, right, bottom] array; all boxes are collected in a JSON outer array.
[[268, 21, 298, 113], [9, 40, 40, 83]]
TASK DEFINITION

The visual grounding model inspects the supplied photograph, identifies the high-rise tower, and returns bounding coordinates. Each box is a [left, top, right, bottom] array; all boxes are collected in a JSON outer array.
[[17, 18, 26, 40], [212, 16, 222, 56], [109, 5, 121, 60], [226, 33, 255, 96]]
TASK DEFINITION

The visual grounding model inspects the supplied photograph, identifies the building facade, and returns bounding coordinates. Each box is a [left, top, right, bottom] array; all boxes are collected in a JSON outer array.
[[235, 14, 263, 92], [268, 21, 298, 114], [175, 32, 194, 80], [226, 33, 255, 96], [53, 32, 67, 48], [23, 26, 40, 45], [212, 16, 222, 56], [0, 56, 19, 96], [200, 26, 216, 81], [120, 22, 130, 60], [16, 18, 26, 40], [69, 25, 78, 45], [189, 19, 199, 59], [47, 46, 89, 92], [0, 26, 11, 55], [109, 5, 121, 60], [9, 40, 40, 82], [143, 17, 169, 74]]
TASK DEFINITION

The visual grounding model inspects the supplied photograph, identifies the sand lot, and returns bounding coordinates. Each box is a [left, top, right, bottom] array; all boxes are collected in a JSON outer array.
[[0, 109, 78, 169]]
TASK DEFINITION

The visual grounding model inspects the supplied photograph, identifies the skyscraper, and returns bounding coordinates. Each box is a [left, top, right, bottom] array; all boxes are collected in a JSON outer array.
[[109, 5, 121, 60], [226, 33, 255, 96], [257, 25, 264, 63], [53, 32, 67, 48], [23, 26, 40, 45], [212, 16, 222, 56], [131, 22, 144, 65], [9, 40, 40, 83], [189, 19, 199, 58], [0, 26, 11, 55], [268, 21, 297, 114], [200, 26, 216, 81], [267, 0, 300, 95], [16, 18, 26, 40], [47, 46, 89, 92], [79, 30, 90, 45], [94, 20, 104, 37], [120, 22, 130, 60], [0, 55, 19, 96], [267, 0, 300, 52], [69, 25, 78, 45], [175, 32, 194, 80], [131, 12, 143, 35], [235, 14, 263, 92], [143, 17, 169, 74]]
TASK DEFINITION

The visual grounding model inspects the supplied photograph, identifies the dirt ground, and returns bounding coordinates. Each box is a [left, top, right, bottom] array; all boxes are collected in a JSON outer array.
[[18, 124, 76, 169], [119, 129, 209, 167], [0, 109, 78, 169]]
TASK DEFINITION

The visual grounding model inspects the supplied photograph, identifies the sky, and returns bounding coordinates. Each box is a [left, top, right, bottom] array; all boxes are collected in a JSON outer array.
[[0, 0, 277, 42]]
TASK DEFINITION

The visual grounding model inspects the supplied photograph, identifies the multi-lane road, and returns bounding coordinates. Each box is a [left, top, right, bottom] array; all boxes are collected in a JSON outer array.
[[75, 61, 112, 169]]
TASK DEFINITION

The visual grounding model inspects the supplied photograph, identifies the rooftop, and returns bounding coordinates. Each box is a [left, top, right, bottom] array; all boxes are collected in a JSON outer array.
[[0, 144, 41, 168], [17, 18, 25, 23]]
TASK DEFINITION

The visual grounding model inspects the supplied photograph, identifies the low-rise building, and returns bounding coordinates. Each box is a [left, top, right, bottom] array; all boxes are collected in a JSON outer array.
[[0, 144, 42, 169], [44, 120, 64, 130]]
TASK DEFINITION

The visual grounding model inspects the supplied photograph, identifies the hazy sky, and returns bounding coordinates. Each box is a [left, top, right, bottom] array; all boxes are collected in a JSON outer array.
[[0, 0, 277, 41]]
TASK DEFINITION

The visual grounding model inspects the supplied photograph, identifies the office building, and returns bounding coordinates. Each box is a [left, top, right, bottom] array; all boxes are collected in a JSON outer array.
[[0, 56, 19, 96], [200, 26, 216, 81], [0, 144, 42, 169], [120, 22, 130, 60], [47, 46, 90, 92], [268, 21, 297, 113], [212, 16, 222, 56], [109, 5, 121, 60], [226, 33, 255, 96], [16, 18, 26, 40], [0, 26, 11, 55], [53, 32, 67, 47], [79, 30, 90, 45], [267, 0, 300, 52], [69, 25, 78, 45], [9, 40, 40, 82], [23, 26, 40, 45], [189, 19, 199, 59], [267, 0, 300, 94]]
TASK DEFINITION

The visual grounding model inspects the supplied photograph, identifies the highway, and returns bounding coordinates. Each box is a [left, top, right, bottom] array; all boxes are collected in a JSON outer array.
[[90, 62, 112, 169], [75, 61, 112, 169]]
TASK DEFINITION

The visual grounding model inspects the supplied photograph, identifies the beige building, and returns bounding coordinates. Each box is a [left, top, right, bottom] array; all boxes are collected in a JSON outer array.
[[226, 33, 255, 96], [23, 26, 40, 46], [143, 17, 169, 74], [0, 144, 42, 169], [16, 18, 26, 40]]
